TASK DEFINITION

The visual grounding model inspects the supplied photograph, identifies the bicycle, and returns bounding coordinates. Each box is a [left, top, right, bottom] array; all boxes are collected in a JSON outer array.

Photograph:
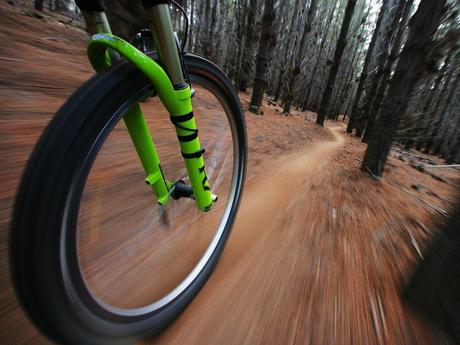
[[9, 0, 247, 344]]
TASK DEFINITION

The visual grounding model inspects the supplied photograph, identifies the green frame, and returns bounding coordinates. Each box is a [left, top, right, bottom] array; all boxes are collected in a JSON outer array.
[[86, 33, 213, 211]]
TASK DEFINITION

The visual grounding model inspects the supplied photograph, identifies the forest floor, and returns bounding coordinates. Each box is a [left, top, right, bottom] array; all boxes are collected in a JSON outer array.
[[1, 3, 460, 345]]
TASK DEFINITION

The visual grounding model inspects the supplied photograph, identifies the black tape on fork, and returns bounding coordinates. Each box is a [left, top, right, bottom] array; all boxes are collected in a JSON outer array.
[[169, 112, 206, 159], [169, 112, 198, 138], [170, 112, 211, 193]]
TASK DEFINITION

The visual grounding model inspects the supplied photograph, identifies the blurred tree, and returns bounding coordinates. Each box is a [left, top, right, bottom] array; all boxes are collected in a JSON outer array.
[[347, 0, 391, 135], [238, 0, 258, 92], [361, 0, 408, 143], [301, 0, 339, 111], [316, 0, 357, 126], [362, 0, 447, 176], [249, 0, 276, 113], [273, 0, 302, 102], [282, 0, 318, 114]]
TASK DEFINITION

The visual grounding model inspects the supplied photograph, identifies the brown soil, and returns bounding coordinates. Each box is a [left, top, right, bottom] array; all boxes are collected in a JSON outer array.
[[0, 3, 459, 345]]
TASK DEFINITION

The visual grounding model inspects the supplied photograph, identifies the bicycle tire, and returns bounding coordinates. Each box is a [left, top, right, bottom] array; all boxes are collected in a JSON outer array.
[[10, 53, 247, 345]]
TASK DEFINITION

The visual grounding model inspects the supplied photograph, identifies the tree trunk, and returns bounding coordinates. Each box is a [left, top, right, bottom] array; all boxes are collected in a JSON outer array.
[[225, 0, 239, 79], [267, 0, 288, 95], [365, 0, 413, 122], [234, 0, 249, 88], [273, 0, 302, 103], [346, 0, 390, 133], [316, 0, 358, 126], [361, 0, 408, 143], [202, 0, 211, 56], [207, 0, 218, 58], [194, 0, 205, 53], [362, 0, 446, 177], [333, 40, 360, 119], [302, 0, 339, 111], [283, 0, 318, 114], [425, 63, 460, 154], [445, 107, 460, 164], [432, 88, 459, 156], [249, 0, 276, 113], [414, 48, 455, 150], [238, 0, 258, 92], [214, 0, 228, 67], [331, 1, 371, 119]]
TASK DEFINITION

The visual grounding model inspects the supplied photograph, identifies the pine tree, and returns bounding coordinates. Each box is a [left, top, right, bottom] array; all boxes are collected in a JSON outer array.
[[249, 0, 277, 113], [316, 0, 358, 126], [362, 0, 447, 177]]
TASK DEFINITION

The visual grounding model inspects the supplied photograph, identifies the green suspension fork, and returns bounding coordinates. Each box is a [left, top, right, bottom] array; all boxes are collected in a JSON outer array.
[[82, 5, 214, 211]]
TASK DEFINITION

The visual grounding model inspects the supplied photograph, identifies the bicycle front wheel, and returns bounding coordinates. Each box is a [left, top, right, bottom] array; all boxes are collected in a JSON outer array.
[[10, 54, 246, 345]]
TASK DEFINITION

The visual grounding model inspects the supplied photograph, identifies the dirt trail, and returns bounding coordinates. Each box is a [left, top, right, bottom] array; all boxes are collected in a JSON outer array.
[[144, 121, 458, 345], [143, 125, 346, 345], [143, 120, 458, 345]]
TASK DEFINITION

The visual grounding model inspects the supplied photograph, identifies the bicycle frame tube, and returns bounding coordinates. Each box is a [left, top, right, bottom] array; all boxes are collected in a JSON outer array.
[[84, 8, 213, 211]]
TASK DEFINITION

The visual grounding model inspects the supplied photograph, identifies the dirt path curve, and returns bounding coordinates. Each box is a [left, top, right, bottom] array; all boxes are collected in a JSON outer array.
[[142, 124, 347, 345]]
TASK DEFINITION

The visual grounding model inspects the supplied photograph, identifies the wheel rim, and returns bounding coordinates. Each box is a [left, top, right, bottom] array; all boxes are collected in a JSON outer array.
[[60, 74, 242, 317]]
